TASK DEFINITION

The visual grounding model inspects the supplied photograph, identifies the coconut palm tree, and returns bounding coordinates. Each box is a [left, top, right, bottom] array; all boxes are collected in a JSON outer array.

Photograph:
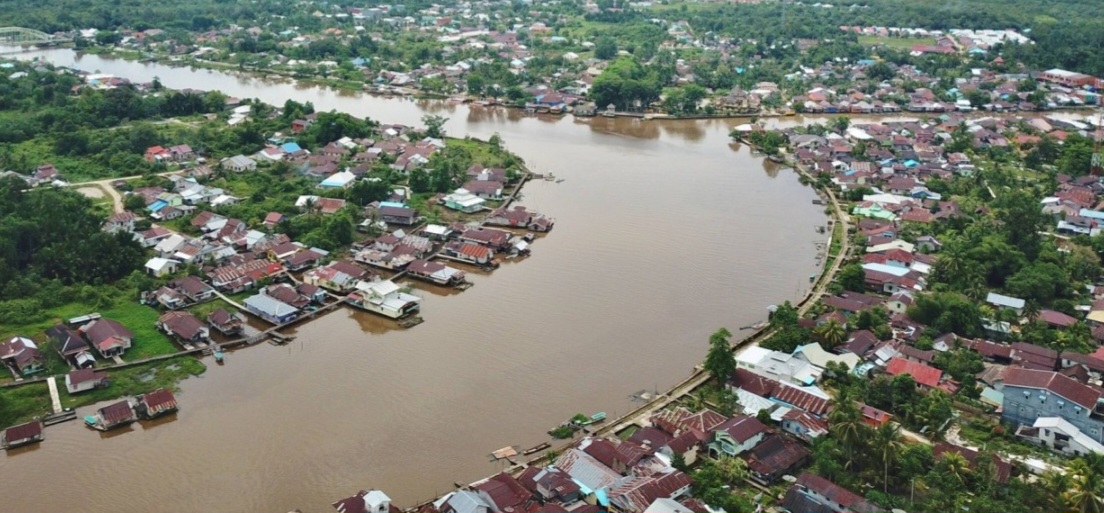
[[935, 241, 968, 282], [872, 422, 904, 493], [1067, 458, 1104, 513], [1043, 468, 1074, 510], [816, 319, 847, 348], [828, 392, 867, 470], [936, 451, 972, 488]]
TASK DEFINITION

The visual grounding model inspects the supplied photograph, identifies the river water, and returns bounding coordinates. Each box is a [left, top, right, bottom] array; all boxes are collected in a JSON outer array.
[[3, 50, 826, 513]]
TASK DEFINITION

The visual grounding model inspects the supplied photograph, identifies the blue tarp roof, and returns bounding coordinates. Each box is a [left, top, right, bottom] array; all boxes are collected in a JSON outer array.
[[148, 200, 168, 212], [904, 159, 919, 167], [594, 489, 609, 507], [379, 201, 406, 208], [281, 142, 302, 153]]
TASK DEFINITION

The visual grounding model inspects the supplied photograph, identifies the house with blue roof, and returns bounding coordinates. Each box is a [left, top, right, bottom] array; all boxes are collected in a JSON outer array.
[[280, 142, 302, 154]]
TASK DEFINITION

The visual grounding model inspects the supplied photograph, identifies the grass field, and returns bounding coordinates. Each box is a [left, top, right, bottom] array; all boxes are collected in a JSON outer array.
[[58, 357, 207, 411], [0, 357, 207, 426], [858, 35, 938, 49], [0, 382, 52, 427], [0, 298, 180, 385]]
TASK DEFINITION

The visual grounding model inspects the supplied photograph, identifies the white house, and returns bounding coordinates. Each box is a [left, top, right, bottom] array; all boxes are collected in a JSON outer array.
[[145, 257, 181, 277], [320, 170, 358, 189], [221, 154, 257, 172], [1028, 417, 1104, 457], [441, 188, 486, 213], [987, 292, 1026, 316]]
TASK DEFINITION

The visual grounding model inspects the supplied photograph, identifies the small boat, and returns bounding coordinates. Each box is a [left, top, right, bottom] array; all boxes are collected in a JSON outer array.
[[543, 173, 556, 181], [573, 412, 608, 426], [522, 442, 551, 456]]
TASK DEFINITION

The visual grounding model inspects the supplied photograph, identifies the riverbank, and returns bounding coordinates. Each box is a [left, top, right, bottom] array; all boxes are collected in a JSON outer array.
[[1, 48, 828, 513], [70, 46, 1097, 126], [403, 139, 850, 511]]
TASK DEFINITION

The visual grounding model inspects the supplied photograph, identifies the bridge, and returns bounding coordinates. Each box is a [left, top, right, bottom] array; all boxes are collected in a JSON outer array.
[[0, 27, 70, 46]]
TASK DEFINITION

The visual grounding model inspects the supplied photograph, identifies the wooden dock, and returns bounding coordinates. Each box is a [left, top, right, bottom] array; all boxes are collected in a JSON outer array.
[[45, 376, 62, 414]]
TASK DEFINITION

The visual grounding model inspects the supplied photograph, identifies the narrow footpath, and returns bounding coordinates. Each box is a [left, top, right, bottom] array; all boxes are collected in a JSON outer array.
[[45, 376, 62, 414]]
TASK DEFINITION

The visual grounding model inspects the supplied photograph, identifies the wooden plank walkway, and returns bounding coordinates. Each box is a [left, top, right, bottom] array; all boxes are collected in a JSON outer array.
[[46, 376, 62, 414], [211, 289, 249, 312]]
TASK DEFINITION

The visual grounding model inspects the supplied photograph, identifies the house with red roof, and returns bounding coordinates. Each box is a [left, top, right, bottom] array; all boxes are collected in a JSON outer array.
[[1038, 309, 1078, 329], [706, 414, 768, 457], [781, 409, 829, 443], [933, 442, 1012, 484], [745, 434, 811, 484], [885, 357, 942, 389], [332, 490, 396, 513], [781, 473, 882, 513], [473, 473, 533, 512], [78, 318, 134, 358]]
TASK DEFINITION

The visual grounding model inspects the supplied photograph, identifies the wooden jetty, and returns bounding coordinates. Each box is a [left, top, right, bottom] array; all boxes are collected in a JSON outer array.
[[42, 410, 77, 426]]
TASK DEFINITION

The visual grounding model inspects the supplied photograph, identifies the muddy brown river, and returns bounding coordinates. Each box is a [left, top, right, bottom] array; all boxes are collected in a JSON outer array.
[[4, 50, 826, 513]]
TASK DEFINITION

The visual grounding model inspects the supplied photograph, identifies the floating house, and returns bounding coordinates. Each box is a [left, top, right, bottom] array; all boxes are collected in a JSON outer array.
[[206, 308, 243, 336], [2, 420, 44, 449], [135, 389, 178, 420], [85, 400, 137, 431], [406, 259, 466, 286], [243, 294, 300, 324], [443, 241, 496, 266], [345, 280, 421, 319]]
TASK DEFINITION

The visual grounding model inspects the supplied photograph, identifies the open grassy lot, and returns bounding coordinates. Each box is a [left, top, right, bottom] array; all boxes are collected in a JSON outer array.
[[0, 357, 206, 426], [858, 35, 938, 49]]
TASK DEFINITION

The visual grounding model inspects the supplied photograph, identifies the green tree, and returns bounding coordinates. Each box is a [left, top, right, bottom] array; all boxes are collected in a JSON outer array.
[[828, 390, 868, 470], [422, 114, 448, 139], [872, 422, 904, 493], [123, 194, 148, 212], [815, 319, 847, 348], [769, 301, 799, 329], [1068, 457, 1104, 513], [595, 37, 618, 60], [837, 263, 867, 292], [704, 327, 735, 385]]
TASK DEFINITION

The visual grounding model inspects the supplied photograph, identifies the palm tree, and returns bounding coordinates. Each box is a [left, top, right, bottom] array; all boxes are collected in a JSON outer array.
[[828, 392, 867, 470], [816, 319, 847, 348], [936, 451, 972, 488], [872, 423, 904, 493], [1067, 458, 1104, 513], [935, 242, 967, 282], [1043, 469, 1075, 510]]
